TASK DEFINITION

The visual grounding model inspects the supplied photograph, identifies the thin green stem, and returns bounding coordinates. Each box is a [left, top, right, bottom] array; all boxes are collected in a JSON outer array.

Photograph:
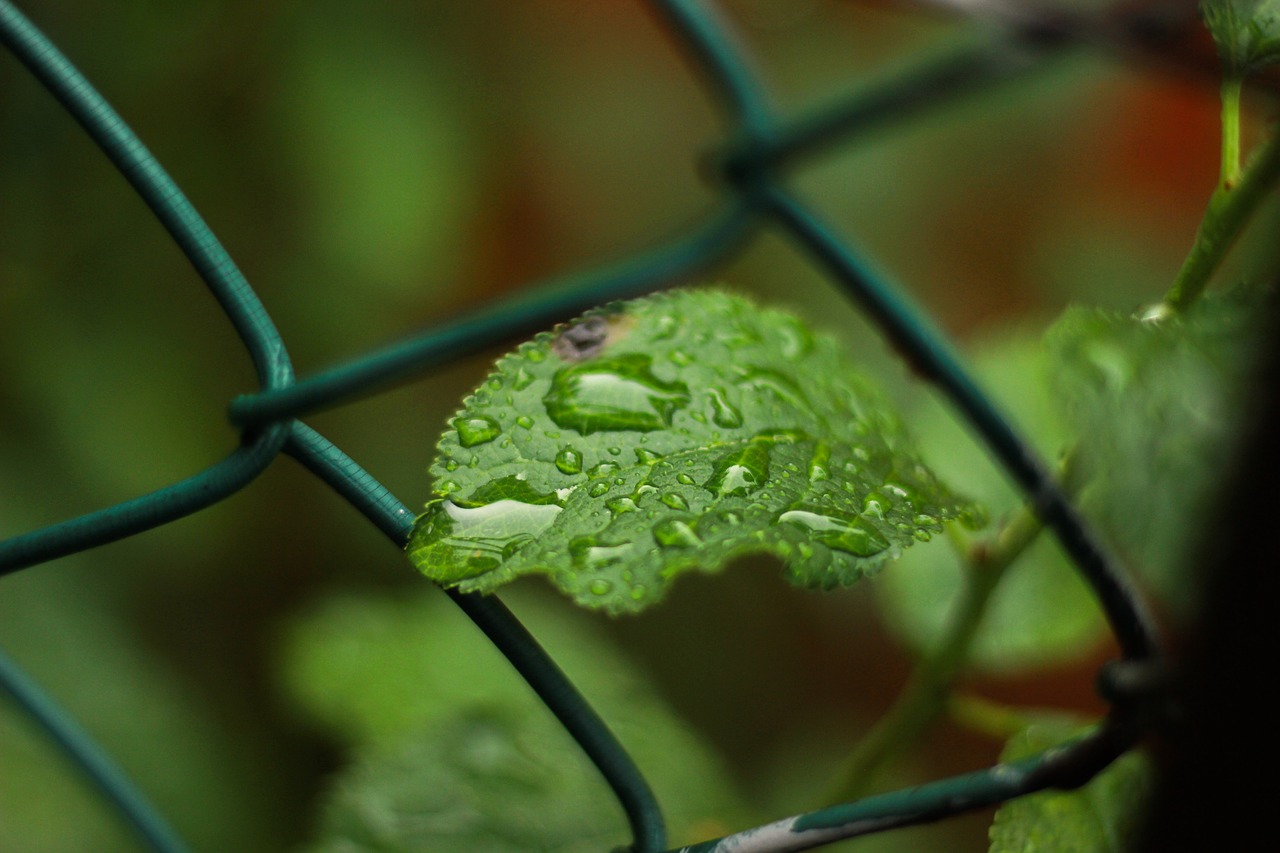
[[823, 483, 1050, 803], [1163, 108, 1280, 313], [1220, 75, 1243, 190], [949, 693, 1032, 742], [824, 450, 1087, 802]]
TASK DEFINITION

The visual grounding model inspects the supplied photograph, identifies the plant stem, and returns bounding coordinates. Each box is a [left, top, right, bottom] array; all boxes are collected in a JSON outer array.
[[823, 478, 1052, 803], [1163, 102, 1280, 313], [949, 692, 1031, 742], [1220, 75, 1243, 190]]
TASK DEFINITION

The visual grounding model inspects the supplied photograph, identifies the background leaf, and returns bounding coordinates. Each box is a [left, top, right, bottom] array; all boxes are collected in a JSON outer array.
[[279, 587, 745, 849], [408, 289, 974, 613], [988, 714, 1154, 853], [1047, 288, 1266, 615], [1201, 0, 1280, 76]]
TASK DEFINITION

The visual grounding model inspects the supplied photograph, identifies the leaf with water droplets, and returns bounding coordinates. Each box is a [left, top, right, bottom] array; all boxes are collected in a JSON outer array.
[[407, 289, 976, 613]]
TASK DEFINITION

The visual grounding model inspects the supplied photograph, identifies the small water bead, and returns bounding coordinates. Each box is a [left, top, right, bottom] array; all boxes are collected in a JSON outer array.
[[555, 446, 584, 475], [676, 473, 696, 486], [589, 482, 610, 498], [512, 367, 536, 391], [913, 513, 940, 529], [705, 439, 769, 498], [654, 315, 679, 340], [660, 492, 689, 511], [633, 484, 658, 498], [438, 480, 461, 494], [589, 579, 614, 596], [669, 349, 693, 366], [653, 518, 701, 548], [526, 348, 547, 363], [862, 492, 889, 519], [589, 461, 620, 478], [607, 497, 639, 516], [778, 319, 814, 360], [515, 415, 535, 430], [607, 447, 622, 456], [634, 447, 662, 464], [808, 442, 831, 482], [454, 415, 502, 448], [444, 460, 459, 472], [629, 585, 647, 601], [708, 386, 744, 429]]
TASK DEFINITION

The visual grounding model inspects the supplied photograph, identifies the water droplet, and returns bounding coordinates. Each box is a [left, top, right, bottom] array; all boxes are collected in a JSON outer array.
[[670, 349, 693, 366], [708, 386, 744, 429], [660, 492, 689, 511], [411, 496, 562, 579], [736, 367, 808, 408], [454, 415, 501, 448], [885, 483, 910, 499], [570, 537, 632, 572], [705, 439, 769, 498], [589, 482, 610, 498], [634, 447, 662, 464], [862, 492, 889, 519], [607, 446, 622, 456], [629, 585, 647, 601], [444, 459, 459, 472], [676, 473, 696, 486], [653, 518, 701, 548], [515, 415, 534, 430], [913, 513, 940, 529], [633, 484, 657, 499], [439, 480, 460, 494], [654, 315, 679, 340], [808, 442, 830, 482], [589, 578, 614, 596], [555, 446, 584, 475], [720, 511, 742, 526], [778, 319, 814, 360], [543, 353, 690, 435], [778, 507, 889, 557], [606, 497, 639, 516], [589, 461, 620, 478], [512, 367, 535, 391]]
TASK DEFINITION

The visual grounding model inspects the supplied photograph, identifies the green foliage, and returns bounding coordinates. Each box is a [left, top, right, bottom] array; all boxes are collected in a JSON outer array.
[[1201, 0, 1280, 77], [408, 289, 974, 613], [1047, 289, 1266, 611], [988, 715, 1153, 853], [280, 588, 745, 849], [876, 331, 1108, 673]]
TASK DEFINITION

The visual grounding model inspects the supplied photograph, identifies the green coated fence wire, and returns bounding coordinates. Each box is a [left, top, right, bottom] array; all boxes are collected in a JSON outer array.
[[0, 0, 1181, 850]]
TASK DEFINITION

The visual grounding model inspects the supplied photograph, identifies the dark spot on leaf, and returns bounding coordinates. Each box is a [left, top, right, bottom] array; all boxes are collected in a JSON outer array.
[[553, 314, 631, 362]]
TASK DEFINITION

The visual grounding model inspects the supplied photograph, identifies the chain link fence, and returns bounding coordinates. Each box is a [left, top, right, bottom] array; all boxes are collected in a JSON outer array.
[[0, 1, 1247, 850]]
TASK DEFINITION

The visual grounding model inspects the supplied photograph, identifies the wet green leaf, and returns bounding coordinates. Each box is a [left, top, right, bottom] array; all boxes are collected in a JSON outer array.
[[282, 588, 745, 849], [989, 715, 1154, 853], [1047, 289, 1266, 614], [876, 330, 1108, 673], [407, 289, 974, 613], [1201, 0, 1280, 76]]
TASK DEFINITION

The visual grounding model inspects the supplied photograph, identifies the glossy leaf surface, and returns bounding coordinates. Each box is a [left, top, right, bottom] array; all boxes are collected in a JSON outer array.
[[408, 289, 973, 613], [1202, 0, 1280, 75]]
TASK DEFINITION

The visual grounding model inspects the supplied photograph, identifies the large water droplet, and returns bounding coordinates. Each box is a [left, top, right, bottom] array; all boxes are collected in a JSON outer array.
[[543, 353, 690, 435], [570, 536, 633, 573], [778, 507, 889, 557], [708, 386, 744, 429], [653, 518, 701, 548], [412, 495, 562, 579], [454, 415, 501, 448], [705, 438, 770, 498], [555, 446, 584, 475]]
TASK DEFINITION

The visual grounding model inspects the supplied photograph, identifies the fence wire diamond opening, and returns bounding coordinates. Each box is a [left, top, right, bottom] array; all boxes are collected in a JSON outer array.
[[0, 0, 1262, 851]]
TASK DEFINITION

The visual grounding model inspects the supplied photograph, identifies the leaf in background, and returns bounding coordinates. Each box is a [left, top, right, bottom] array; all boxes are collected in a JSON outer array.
[[1047, 288, 1266, 614], [280, 587, 745, 848], [407, 289, 974, 613], [988, 714, 1154, 853], [1201, 0, 1280, 76], [876, 330, 1109, 673]]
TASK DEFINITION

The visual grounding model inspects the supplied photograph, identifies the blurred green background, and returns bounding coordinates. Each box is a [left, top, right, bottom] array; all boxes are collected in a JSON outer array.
[[0, 1, 1260, 850]]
